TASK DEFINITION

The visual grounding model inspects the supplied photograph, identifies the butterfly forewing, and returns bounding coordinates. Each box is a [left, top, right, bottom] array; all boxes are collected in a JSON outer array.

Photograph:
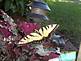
[[42, 27, 49, 37]]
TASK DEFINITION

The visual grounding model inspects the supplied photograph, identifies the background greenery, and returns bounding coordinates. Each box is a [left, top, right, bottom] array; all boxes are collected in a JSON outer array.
[[46, 1, 81, 48], [0, 0, 32, 16]]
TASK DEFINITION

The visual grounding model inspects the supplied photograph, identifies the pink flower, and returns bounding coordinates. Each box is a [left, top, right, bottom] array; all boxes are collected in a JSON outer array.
[[18, 22, 41, 35], [49, 52, 59, 59], [42, 55, 49, 61], [0, 28, 12, 38]]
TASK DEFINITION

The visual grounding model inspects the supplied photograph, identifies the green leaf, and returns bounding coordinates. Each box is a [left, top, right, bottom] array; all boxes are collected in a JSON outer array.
[[4, 0, 12, 11], [19, 0, 25, 15]]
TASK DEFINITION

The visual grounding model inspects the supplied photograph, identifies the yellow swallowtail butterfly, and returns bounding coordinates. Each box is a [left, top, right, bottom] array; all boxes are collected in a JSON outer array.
[[18, 24, 59, 44]]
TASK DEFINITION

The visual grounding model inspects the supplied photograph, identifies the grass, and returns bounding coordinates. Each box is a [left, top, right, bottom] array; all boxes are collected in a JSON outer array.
[[46, 1, 81, 48]]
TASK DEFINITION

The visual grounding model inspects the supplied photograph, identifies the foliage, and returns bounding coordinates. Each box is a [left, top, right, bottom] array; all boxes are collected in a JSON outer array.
[[46, 1, 81, 47], [0, 0, 32, 16]]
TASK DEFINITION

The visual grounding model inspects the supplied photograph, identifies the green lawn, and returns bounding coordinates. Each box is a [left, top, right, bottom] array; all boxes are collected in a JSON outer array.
[[47, 1, 81, 48]]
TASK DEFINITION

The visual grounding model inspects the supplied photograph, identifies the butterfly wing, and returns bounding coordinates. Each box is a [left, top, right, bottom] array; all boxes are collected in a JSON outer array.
[[18, 32, 43, 44], [48, 24, 55, 33], [42, 27, 48, 37], [27, 33, 43, 40], [18, 24, 58, 44], [18, 37, 33, 44], [42, 24, 57, 37]]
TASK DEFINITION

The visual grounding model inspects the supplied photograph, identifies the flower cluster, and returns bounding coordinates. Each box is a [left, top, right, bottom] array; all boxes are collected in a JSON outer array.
[[0, 10, 63, 61]]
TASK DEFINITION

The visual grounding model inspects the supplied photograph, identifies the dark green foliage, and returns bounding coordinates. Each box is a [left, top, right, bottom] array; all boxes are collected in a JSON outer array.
[[0, 0, 32, 16], [48, 2, 81, 33], [46, 1, 81, 47]]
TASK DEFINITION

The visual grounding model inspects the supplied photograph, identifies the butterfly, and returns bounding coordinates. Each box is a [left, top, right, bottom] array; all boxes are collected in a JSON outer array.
[[18, 24, 59, 44]]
